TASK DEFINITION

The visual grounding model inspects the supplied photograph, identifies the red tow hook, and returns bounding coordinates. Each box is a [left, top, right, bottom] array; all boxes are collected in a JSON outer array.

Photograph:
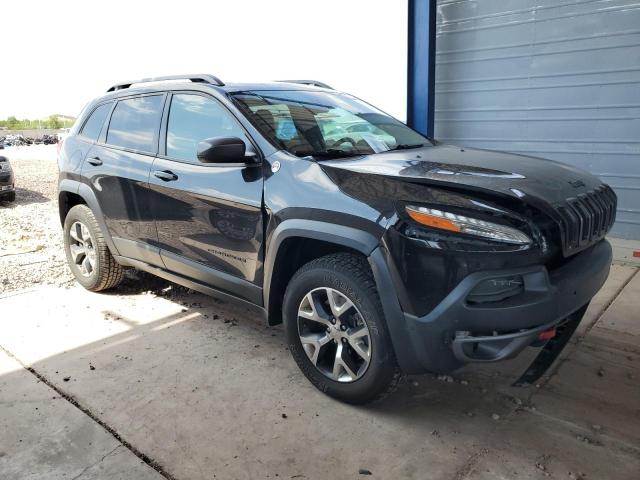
[[538, 327, 557, 341]]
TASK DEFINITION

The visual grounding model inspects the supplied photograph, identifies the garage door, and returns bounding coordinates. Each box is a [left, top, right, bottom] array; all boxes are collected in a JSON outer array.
[[434, 0, 640, 239]]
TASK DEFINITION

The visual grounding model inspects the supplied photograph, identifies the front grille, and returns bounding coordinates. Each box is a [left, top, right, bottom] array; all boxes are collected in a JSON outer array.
[[555, 185, 617, 256]]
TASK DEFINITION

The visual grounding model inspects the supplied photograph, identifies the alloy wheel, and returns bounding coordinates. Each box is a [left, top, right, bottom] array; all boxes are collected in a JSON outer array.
[[297, 287, 371, 382], [68, 221, 97, 277]]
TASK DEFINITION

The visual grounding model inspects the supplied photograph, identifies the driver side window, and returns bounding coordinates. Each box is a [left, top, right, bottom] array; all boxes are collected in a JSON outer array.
[[166, 94, 248, 163]]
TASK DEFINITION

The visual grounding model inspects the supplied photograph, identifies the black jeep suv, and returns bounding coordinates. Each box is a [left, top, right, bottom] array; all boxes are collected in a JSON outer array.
[[58, 74, 616, 404]]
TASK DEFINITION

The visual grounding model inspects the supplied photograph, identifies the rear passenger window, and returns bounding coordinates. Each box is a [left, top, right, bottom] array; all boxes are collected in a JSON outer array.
[[107, 95, 163, 153], [80, 103, 111, 141], [166, 94, 248, 162]]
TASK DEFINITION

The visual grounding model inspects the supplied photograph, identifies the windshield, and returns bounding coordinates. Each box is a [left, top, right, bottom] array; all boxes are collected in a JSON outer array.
[[231, 90, 431, 158]]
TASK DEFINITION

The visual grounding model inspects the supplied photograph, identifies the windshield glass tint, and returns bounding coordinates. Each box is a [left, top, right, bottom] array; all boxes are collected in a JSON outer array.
[[231, 90, 430, 158]]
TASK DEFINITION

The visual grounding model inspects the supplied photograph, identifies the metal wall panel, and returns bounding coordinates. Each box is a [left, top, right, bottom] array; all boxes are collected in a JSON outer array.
[[434, 0, 640, 239]]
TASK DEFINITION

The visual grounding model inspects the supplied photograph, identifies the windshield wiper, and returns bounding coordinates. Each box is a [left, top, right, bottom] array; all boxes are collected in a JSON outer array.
[[387, 143, 425, 151], [295, 149, 363, 159]]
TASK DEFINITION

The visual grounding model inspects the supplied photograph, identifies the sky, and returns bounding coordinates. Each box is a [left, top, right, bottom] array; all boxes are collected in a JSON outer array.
[[1, 0, 407, 121]]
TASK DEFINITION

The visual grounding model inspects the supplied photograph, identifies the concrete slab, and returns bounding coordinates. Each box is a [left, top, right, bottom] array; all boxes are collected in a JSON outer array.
[[593, 271, 640, 338], [0, 349, 162, 480], [574, 263, 638, 339], [0, 286, 484, 479], [529, 269, 640, 446], [464, 409, 640, 479], [1, 274, 639, 479], [610, 237, 640, 266], [460, 265, 640, 477]]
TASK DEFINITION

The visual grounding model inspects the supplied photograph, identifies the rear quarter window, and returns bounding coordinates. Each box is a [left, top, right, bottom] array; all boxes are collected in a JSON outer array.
[[80, 103, 112, 141], [106, 95, 164, 153]]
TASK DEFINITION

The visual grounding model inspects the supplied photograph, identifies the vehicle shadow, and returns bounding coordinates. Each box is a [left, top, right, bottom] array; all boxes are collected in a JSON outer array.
[[115, 269, 176, 295], [0, 187, 50, 207]]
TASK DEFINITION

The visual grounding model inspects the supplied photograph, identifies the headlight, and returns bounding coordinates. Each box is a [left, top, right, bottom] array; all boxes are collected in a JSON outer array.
[[405, 205, 531, 245]]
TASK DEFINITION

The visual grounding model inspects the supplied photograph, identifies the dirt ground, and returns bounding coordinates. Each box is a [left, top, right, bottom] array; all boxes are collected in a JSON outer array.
[[0, 146, 639, 480], [0, 147, 73, 292]]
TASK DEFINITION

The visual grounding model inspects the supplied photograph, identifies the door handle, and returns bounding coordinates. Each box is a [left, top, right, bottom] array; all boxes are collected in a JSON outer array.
[[87, 157, 102, 166], [153, 170, 178, 182]]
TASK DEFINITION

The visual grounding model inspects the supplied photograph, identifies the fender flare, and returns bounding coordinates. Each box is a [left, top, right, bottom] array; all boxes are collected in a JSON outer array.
[[263, 219, 379, 311], [58, 180, 120, 256], [263, 218, 418, 373]]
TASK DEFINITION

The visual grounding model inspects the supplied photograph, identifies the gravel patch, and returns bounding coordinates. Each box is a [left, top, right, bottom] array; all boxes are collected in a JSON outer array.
[[0, 146, 74, 294]]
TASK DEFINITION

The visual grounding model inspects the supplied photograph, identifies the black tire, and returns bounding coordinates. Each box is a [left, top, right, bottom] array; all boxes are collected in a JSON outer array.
[[63, 204, 124, 291], [283, 253, 401, 404], [2, 191, 15, 202]]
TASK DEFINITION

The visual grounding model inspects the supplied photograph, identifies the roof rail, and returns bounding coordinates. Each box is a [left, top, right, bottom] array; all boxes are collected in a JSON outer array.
[[107, 74, 224, 92], [277, 80, 333, 89]]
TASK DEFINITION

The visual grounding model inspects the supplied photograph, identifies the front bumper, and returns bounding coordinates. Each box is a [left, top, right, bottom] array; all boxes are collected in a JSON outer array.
[[400, 239, 612, 374]]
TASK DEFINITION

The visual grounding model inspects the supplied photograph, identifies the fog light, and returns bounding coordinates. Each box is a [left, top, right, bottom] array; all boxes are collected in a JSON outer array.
[[467, 276, 524, 304]]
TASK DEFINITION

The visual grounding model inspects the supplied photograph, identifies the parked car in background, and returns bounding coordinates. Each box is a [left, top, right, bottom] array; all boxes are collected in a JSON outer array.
[[58, 74, 616, 404], [0, 156, 15, 202]]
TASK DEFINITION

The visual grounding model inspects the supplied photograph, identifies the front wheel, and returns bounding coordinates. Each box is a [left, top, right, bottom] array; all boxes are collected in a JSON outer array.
[[283, 253, 401, 404], [63, 204, 124, 291]]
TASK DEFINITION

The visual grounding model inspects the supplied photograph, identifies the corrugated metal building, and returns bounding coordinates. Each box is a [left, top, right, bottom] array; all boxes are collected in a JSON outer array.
[[433, 0, 640, 239]]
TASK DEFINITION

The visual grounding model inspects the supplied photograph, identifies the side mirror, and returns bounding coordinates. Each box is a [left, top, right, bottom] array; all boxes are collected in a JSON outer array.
[[197, 137, 247, 164]]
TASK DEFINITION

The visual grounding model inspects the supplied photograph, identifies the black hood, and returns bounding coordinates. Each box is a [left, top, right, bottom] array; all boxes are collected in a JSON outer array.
[[320, 144, 604, 208], [320, 144, 616, 257]]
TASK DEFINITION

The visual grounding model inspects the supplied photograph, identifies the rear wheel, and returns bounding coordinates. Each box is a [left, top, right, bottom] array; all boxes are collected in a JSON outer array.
[[63, 204, 124, 291], [283, 253, 401, 404], [1, 191, 15, 202]]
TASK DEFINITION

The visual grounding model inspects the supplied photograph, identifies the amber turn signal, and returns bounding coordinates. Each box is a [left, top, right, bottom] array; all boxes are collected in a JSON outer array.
[[405, 207, 462, 233]]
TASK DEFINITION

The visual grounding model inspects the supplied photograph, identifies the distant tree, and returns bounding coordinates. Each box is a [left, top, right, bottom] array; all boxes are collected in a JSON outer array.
[[1, 115, 74, 130], [47, 115, 62, 129]]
